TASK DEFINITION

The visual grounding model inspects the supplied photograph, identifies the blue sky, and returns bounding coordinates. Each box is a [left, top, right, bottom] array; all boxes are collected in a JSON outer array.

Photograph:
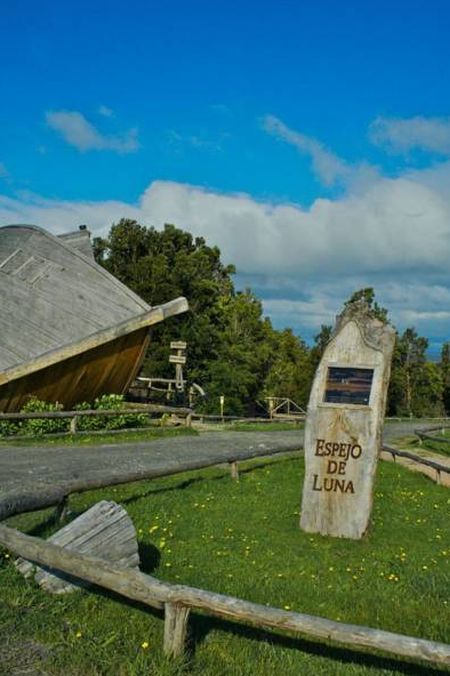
[[2, 0, 450, 352]]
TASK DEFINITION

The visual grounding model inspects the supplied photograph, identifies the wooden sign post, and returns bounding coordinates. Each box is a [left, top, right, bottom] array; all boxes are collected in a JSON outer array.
[[300, 301, 395, 539], [169, 341, 187, 391]]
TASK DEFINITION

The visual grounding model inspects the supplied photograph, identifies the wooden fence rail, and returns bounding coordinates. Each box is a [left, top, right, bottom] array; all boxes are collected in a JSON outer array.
[[383, 444, 450, 476], [415, 426, 450, 446], [0, 524, 449, 666]]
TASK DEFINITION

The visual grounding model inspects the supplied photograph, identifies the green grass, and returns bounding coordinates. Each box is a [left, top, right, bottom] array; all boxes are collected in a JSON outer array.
[[228, 421, 303, 432], [0, 425, 197, 448], [420, 430, 450, 458], [1, 457, 449, 675]]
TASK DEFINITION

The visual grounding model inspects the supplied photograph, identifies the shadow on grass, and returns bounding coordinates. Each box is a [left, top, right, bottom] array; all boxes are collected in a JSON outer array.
[[120, 455, 299, 506], [189, 614, 446, 675]]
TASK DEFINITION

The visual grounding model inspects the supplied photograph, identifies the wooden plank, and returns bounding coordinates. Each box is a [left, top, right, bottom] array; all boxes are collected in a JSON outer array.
[[0, 525, 449, 667], [16, 501, 140, 593], [170, 341, 187, 350], [169, 355, 186, 365]]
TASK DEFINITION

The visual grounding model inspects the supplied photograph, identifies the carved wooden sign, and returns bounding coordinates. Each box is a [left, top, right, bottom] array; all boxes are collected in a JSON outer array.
[[300, 302, 395, 539]]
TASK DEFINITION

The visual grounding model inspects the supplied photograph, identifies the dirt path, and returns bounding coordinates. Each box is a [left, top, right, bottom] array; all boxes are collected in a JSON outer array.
[[0, 421, 446, 504]]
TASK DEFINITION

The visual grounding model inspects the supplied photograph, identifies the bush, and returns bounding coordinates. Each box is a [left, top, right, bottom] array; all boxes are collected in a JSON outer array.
[[0, 420, 20, 437], [19, 397, 67, 436], [75, 394, 148, 431], [0, 394, 149, 439]]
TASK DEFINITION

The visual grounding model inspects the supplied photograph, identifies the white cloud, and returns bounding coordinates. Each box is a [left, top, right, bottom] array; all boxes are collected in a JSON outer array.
[[370, 115, 450, 155], [98, 105, 114, 118], [46, 110, 139, 153], [262, 115, 351, 186], [3, 119, 450, 345]]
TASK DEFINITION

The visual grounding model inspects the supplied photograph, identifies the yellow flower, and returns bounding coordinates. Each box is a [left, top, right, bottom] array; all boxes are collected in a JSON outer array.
[[141, 641, 149, 650], [75, 631, 82, 638], [284, 604, 291, 610]]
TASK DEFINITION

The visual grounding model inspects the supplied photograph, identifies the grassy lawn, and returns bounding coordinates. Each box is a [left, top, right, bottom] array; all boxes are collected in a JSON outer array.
[[0, 425, 197, 448], [1, 457, 449, 675], [420, 429, 450, 458], [228, 421, 304, 432]]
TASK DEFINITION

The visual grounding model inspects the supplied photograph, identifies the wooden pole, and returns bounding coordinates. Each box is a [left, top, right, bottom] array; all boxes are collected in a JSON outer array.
[[0, 525, 449, 667], [230, 461, 239, 481], [164, 602, 190, 657], [69, 416, 77, 435]]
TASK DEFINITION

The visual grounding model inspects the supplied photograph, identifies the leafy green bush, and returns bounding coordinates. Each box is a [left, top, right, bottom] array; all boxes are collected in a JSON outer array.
[[0, 394, 149, 438], [20, 397, 67, 436], [74, 394, 148, 431], [0, 420, 20, 437]]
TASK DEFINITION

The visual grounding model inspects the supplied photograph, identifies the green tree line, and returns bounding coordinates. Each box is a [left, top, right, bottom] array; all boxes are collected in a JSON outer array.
[[94, 220, 450, 418]]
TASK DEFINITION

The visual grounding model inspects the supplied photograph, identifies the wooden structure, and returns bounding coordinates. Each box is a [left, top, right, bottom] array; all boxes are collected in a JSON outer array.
[[16, 500, 140, 593], [0, 224, 188, 411], [265, 397, 306, 420]]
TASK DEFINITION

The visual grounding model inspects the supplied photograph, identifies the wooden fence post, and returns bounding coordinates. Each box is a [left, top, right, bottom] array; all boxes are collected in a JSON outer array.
[[163, 602, 190, 657], [69, 416, 77, 435], [230, 461, 239, 481], [54, 496, 69, 524]]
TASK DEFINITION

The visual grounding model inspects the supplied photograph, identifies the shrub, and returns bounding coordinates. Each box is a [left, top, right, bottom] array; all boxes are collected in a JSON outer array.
[[0, 420, 20, 437], [19, 397, 67, 436], [75, 394, 148, 431]]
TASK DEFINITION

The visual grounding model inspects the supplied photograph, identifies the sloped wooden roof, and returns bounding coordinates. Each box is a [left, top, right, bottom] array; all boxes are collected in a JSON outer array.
[[0, 224, 187, 385]]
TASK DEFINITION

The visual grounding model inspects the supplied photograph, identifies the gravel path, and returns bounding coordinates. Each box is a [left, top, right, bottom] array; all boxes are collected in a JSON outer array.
[[0, 419, 437, 500], [0, 431, 303, 497]]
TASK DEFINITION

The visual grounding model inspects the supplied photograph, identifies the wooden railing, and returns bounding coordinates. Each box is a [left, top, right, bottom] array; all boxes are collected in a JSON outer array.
[[383, 443, 450, 480], [0, 524, 448, 666], [415, 425, 450, 446]]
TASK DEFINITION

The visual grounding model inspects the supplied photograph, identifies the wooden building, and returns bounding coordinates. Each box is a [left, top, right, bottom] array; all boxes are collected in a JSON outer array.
[[0, 224, 188, 412]]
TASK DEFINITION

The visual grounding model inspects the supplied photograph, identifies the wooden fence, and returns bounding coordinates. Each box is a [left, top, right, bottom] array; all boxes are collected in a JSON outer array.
[[0, 404, 193, 434], [415, 425, 450, 445], [383, 443, 450, 483], [0, 524, 449, 666]]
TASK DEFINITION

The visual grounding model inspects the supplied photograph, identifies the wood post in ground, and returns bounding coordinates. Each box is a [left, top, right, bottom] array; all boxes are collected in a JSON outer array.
[[163, 602, 190, 657], [69, 416, 77, 434], [185, 413, 192, 428], [230, 461, 239, 481], [55, 495, 69, 524]]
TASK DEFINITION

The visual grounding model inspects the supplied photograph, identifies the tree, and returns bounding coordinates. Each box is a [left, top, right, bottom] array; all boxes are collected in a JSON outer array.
[[94, 219, 235, 386], [262, 328, 313, 409], [440, 342, 450, 414], [343, 287, 389, 323], [309, 324, 333, 372], [387, 328, 443, 417]]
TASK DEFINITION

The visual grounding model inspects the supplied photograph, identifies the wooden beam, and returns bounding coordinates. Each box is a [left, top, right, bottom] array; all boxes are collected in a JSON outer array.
[[0, 524, 449, 667], [0, 297, 188, 387]]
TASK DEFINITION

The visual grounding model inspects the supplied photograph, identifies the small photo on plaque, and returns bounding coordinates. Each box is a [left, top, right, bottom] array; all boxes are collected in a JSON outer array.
[[324, 367, 373, 405]]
